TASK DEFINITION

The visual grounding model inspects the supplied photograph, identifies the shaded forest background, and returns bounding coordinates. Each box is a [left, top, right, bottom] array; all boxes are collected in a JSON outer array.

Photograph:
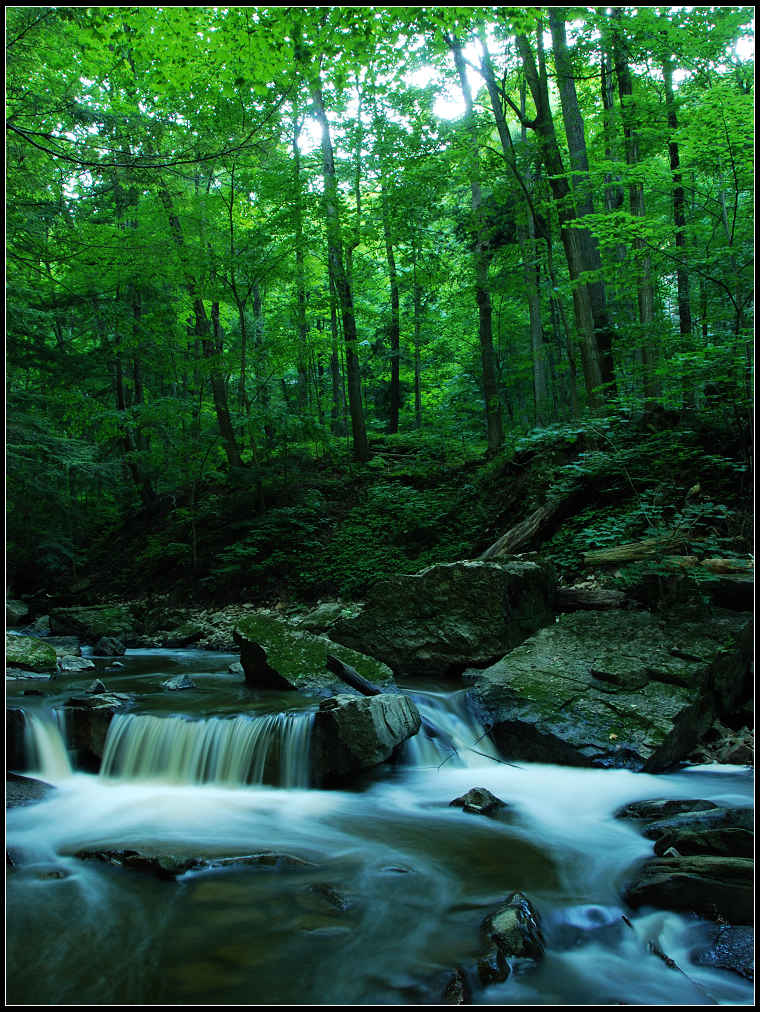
[[5, 6, 754, 605]]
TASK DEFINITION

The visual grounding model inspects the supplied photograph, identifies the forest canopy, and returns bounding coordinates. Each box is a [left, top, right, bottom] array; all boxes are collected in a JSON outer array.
[[5, 6, 754, 596]]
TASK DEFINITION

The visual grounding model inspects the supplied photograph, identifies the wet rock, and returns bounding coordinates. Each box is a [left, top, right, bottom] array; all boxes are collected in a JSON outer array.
[[450, 787, 507, 816], [75, 848, 202, 880], [688, 721, 754, 766], [479, 892, 545, 984], [304, 882, 351, 912], [228, 661, 244, 675], [87, 679, 107, 694], [615, 799, 718, 821], [6, 771, 56, 808], [465, 609, 750, 772], [57, 655, 96, 673], [295, 601, 351, 633], [5, 634, 57, 674], [161, 674, 196, 691], [691, 925, 754, 980], [442, 968, 471, 1004], [6, 599, 30, 626], [644, 807, 754, 859], [47, 636, 82, 657], [6, 708, 26, 769], [62, 692, 133, 769], [642, 805, 753, 841], [92, 636, 126, 657], [49, 604, 134, 644], [233, 612, 396, 697], [25, 614, 51, 637], [623, 855, 753, 923], [311, 692, 421, 785], [328, 559, 556, 677]]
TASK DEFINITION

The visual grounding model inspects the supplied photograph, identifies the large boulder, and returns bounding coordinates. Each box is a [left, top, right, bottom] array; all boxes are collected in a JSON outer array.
[[6, 599, 29, 627], [61, 692, 133, 770], [326, 559, 557, 677], [49, 605, 134, 644], [232, 612, 396, 697], [465, 609, 751, 772], [623, 855, 753, 924], [5, 634, 57, 674], [310, 693, 421, 785], [478, 892, 545, 984]]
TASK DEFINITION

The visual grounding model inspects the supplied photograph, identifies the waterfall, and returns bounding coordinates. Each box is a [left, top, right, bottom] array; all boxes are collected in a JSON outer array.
[[22, 710, 73, 780], [402, 690, 501, 768], [100, 711, 314, 788]]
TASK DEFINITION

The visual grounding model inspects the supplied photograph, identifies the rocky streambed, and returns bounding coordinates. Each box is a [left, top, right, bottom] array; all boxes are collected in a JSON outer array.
[[5, 556, 754, 1003]]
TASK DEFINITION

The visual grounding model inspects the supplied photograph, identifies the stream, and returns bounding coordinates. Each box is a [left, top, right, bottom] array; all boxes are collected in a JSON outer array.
[[6, 648, 754, 1006]]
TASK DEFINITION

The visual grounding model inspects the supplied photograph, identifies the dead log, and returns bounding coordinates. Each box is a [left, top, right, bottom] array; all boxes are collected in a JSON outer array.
[[479, 503, 558, 560], [583, 533, 687, 566], [326, 654, 382, 696]]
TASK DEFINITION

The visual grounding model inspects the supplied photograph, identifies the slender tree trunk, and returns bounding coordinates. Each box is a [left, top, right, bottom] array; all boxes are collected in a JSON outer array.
[[449, 33, 504, 454], [311, 83, 370, 462], [380, 176, 401, 433], [292, 116, 310, 413], [515, 26, 616, 408], [412, 249, 423, 429], [610, 9, 657, 402]]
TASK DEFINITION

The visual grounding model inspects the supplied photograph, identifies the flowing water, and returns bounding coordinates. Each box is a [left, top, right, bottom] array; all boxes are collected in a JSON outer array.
[[5, 649, 754, 1006]]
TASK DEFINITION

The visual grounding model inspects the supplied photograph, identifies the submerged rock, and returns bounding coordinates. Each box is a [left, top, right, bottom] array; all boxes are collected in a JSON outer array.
[[74, 847, 317, 879], [465, 609, 751, 772], [5, 634, 57, 674], [161, 674, 196, 691], [450, 787, 507, 817], [327, 559, 556, 677], [232, 612, 396, 697], [311, 692, 421, 785], [691, 925, 754, 981], [623, 855, 753, 923]]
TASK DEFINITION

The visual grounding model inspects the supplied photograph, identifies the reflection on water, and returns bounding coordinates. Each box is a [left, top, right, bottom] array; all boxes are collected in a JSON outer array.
[[6, 648, 754, 1006]]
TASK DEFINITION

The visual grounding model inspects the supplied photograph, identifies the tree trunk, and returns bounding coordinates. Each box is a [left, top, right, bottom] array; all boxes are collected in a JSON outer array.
[[450, 34, 504, 454], [380, 175, 401, 434], [311, 83, 370, 462], [292, 116, 310, 413]]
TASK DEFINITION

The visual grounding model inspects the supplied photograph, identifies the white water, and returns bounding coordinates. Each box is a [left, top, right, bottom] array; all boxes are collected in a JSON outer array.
[[6, 655, 754, 1006], [100, 710, 313, 788]]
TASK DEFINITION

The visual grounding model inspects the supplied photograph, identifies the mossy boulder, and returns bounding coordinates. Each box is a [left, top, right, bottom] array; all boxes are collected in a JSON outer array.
[[327, 559, 557, 677], [465, 609, 750, 772], [49, 605, 134, 644], [233, 612, 396, 697], [5, 634, 57, 673]]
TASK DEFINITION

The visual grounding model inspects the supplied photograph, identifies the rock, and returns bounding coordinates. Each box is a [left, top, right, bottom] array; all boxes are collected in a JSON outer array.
[[74, 847, 317, 879], [450, 787, 507, 816], [615, 799, 718, 821], [295, 601, 353, 634], [479, 892, 545, 984], [161, 674, 196, 691], [327, 559, 556, 677], [25, 614, 51, 637], [6, 708, 26, 770], [688, 721, 754, 766], [6, 599, 30, 627], [87, 679, 107, 694], [311, 693, 421, 785], [228, 661, 244, 675], [92, 636, 126, 657], [47, 636, 82, 657], [161, 621, 206, 647], [691, 925, 754, 981], [232, 612, 396, 697], [5, 634, 57, 673], [6, 771, 56, 808], [442, 968, 471, 1005], [623, 855, 753, 923], [57, 655, 96, 673], [61, 692, 133, 769], [643, 806, 754, 859], [465, 609, 750, 772], [49, 605, 134, 644]]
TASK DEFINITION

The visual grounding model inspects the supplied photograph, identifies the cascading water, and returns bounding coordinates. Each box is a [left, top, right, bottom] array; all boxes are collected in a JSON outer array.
[[5, 648, 754, 1007], [22, 709, 73, 780], [100, 710, 314, 787]]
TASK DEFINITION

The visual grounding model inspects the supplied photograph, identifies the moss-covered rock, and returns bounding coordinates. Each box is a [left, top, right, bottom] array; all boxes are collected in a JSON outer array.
[[623, 855, 754, 923], [465, 609, 750, 772], [232, 612, 396, 697], [5, 634, 57, 673], [49, 605, 134, 644], [327, 559, 557, 677]]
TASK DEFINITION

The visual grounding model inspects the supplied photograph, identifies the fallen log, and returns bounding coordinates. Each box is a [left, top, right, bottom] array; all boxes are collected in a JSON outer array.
[[583, 533, 687, 566], [479, 503, 558, 560]]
